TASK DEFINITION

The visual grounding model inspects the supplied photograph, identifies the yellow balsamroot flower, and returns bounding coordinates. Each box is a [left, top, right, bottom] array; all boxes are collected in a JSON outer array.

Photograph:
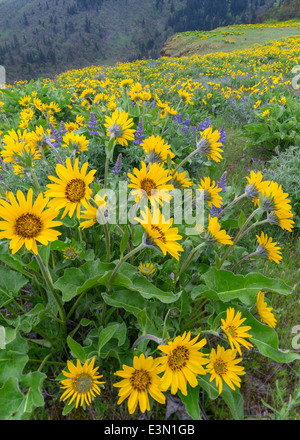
[[62, 132, 89, 154], [19, 95, 32, 106], [79, 194, 106, 229], [64, 122, 80, 133], [207, 215, 233, 245], [1, 129, 40, 165], [256, 291, 277, 328], [31, 125, 53, 151], [75, 114, 86, 126], [197, 125, 223, 162], [245, 171, 270, 206], [221, 307, 253, 355], [198, 176, 223, 209], [278, 97, 286, 105], [128, 161, 174, 206], [170, 169, 193, 189], [261, 109, 270, 118], [135, 206, 183, 261], [104, 109, 135, 146], [19, 107, 35, 125], [261, 181, 292, 216], [255, 231, 282, 264], [268, 209, 294, 232], [119, 78, 134, 88], [138, 262, 156, 276], [141, 135, 175, 164], [62, 245, 78, 260], [113, 353, 166, 414], [45, 157, 96, 219], [33, 97, 43, 111], [206, 345, 245, 394], [60, 358, 105, 408], [156, 332, 208, 396], [0, 189, 62, 255], [253, 100, 261, 108]]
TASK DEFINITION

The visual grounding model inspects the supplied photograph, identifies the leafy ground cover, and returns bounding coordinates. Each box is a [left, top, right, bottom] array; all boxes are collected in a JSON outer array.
[[0, 21, 299, 420]]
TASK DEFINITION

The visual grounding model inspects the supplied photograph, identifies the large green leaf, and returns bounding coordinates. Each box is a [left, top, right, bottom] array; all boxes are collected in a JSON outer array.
[[0, 266, 29, 308], [178, 385, 202, 420], [114, 263, 181, 304], [0, 242, 28, 275], [242, 308, 300, 363], [20, 372, 46, 414], [98, 324, 119, 357], [102, 290, 146, 318], [67, 336, 86, 363], [0, 372, 46, 420], [53, 260, 114, 301], [0, 334, 28, 383], [102, 291, 158, 335], [0, 377, 26, 420], [191, 269, 292, 305], [198, 374, 244, 420]]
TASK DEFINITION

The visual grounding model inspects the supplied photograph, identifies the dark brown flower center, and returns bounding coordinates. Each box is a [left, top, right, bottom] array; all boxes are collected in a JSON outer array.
[[130, 369, 152, 391], [140, 178, 157, 197], [168, 346, 190, 371], [65, 178, 86, 203], [15, 213, 43, 238], [214, 360, 227, 375], [75, 373, 93, 393], [150, 225, 166, 243]]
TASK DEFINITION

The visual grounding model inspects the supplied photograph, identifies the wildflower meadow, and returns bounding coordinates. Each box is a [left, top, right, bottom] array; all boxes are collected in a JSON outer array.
[[0, 20, 299, 420]]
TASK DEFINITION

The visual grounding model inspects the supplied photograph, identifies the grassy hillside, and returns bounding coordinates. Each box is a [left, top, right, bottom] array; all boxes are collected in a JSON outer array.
[[0, 29, 299, 419], [160, 19, 300, 58], [0, 0, 273, 83], [0, 0, 186, 82]]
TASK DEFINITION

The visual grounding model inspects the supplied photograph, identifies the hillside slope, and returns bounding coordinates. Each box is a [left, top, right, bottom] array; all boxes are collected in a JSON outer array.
[[0, 0, 272, 82], [160, 20, 300, 58]]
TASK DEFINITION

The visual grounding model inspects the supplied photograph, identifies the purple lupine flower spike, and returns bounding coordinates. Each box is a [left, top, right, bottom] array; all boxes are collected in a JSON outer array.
[[59, 121, 67, 135], [183, 117, 191, 126], [151, 98, 156, 108], [133, 117, 145, 145], [49, 123, 62, 143], [88, 112, 99, 136], [210, 171, 227, 217], [217, 171, 227, 193], [174, 113, 182, 124], [112, 153, 122, 175], [219, 123, 226, 147], [198, 116, 211, 131]]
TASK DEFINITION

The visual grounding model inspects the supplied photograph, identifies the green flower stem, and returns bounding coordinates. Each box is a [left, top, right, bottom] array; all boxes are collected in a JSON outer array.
[[103, 223, 111, 263], [46, 140, 64, 165], [219, 193, 247, 216], [177, 241, 207, 281], [38, 144, 51, 175], [132, 334, 164, 350], [88, 198, 111, 262], [238, 219, 269, 241], [31, 169, 41, 192], [35, 253, 66, 323], [108, 243, 144, 288], [66, 289, 87, 321], [230, 251, 257, 271], [104, 154, 110, 189], [172, 149, 200, 176], [219, 207, 262, 268], [37, 353, 52, 372]]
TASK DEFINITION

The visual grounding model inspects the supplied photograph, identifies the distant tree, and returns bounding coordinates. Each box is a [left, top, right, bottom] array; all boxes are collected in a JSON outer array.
[[23, 13, 29, 26]]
